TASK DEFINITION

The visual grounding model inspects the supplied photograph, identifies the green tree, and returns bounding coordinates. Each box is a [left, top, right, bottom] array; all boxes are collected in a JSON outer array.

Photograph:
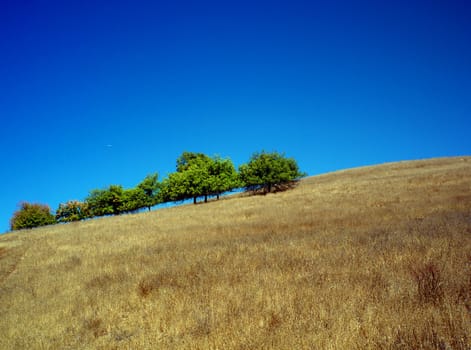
[[10, 202, 56, 231], [176, 152, 208, 172], [161, 163, 208, 204], [137, 173, 161, 211], [85, 185, 124, 217], [162, 152, 240, 204], [159, 171, 188, 203], [239, 151, 305, 193], [56, 200, 89, 223], [162, 152, 211, 204], [119, 188, 148, 213], [206, 156, 240, 201]]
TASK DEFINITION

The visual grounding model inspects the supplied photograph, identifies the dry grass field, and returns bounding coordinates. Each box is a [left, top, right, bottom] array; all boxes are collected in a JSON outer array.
[[1, 157, 470, 349]]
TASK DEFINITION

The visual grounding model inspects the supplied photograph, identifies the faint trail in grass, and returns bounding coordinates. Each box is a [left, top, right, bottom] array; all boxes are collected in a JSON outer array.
[[0, 243, 29, 286]]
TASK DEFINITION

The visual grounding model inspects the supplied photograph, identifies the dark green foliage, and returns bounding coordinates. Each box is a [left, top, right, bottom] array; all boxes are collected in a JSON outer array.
[[84, 175, 161, 217], [85, 185, 124, 217], [176, 152, 208, 172], [206, 156, 241, 200], [137, 173, 161, 210], [119, 188, 148, 213], [161, 152, 210, 204], [160, 172, 185, 203], [10, 202, 56, 230], [161, 152, 240, 204], [56, 200, 89, 223], [239, 151, 305, 193], [160, 163, 207, 204]]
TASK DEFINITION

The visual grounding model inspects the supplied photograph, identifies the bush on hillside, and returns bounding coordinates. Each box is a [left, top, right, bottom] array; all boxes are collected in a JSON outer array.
[[10, 202, 56, 230]]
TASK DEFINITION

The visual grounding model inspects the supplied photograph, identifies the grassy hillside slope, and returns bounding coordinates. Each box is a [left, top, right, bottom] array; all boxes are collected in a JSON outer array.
[[1, 157, 470, 349]]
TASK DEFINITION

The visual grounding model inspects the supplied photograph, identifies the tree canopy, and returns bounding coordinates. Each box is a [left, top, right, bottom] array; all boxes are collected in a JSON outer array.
[[56, 200, 88, 223], [161, 152, 240, 204], [238, 151, 305, 193], [9, 150, 305, 230], [161, 152, 211, 204], [207, 156, 241, 200], [10, 202, 56, 230], [85, 185, 124, 217], [119, 188, 148, 213], [137, 173, 161, 211]]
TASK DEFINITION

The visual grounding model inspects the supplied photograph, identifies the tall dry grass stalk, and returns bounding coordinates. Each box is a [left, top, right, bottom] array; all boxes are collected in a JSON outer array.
[[1, 157, 470, 349]]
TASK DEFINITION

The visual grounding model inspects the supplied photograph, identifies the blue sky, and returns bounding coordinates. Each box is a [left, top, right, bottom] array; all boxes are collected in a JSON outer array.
[[1, 0, 470, 233]]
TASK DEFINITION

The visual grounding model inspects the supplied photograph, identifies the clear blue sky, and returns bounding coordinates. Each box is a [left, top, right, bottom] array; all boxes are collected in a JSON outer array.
[[1, 0, 470, 233]]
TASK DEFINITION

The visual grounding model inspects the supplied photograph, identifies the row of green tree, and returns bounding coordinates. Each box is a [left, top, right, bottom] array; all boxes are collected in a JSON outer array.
[[10, 151, 305, 230]]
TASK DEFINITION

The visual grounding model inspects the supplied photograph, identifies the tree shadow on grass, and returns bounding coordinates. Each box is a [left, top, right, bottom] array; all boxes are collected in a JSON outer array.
[[245, 180, 300, 196]]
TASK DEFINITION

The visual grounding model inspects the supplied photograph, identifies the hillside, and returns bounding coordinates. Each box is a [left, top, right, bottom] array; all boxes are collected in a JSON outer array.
[[0, 157, 470, 349]]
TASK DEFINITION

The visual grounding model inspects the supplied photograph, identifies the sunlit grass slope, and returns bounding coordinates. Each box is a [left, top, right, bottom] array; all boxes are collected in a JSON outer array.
[[1, 157, 470, 349]]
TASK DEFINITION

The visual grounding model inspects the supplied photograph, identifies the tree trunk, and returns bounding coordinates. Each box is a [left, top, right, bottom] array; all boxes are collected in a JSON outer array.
[[217, 194, 220, 200], [193, 196, 197, 204], [204, 195, 208, 203]]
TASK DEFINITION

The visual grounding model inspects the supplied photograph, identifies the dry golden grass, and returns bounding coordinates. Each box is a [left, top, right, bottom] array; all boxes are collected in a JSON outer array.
[[1, 157, 470, 349]]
